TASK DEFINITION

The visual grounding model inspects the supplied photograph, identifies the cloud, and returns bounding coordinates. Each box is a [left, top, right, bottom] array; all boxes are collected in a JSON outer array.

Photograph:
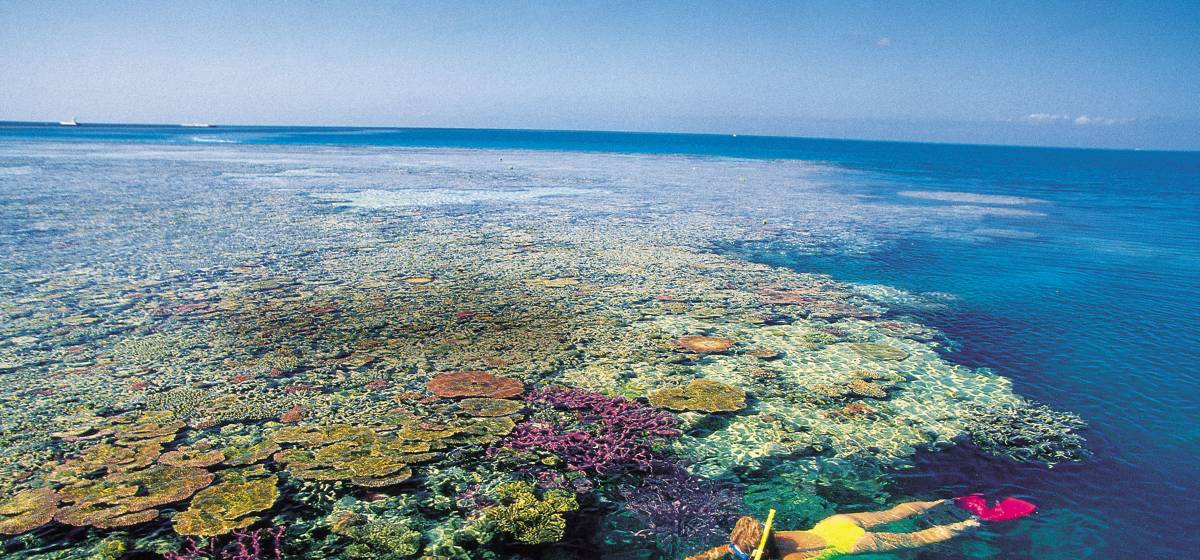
[[876, 37, 892, 48], [1019, 113, 1133, 126]]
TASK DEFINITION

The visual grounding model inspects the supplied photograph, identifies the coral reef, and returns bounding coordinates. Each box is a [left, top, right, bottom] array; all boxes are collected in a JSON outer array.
[[0, 145, 1092, 559], [648, 379, 747, 413]]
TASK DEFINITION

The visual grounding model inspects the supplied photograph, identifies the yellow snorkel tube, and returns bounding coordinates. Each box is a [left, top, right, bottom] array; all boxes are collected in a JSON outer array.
[[752, 509, 776, 560]]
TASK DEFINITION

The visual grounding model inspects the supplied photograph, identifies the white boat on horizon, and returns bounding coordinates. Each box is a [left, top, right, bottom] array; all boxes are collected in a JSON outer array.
[[58, 118, 78, 126], [180, 122, 212, 128]]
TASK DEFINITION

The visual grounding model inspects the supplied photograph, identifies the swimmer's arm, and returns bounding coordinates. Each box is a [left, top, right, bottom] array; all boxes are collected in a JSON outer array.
[[842, 499, 948, 528], [850, 518, 979, 553]]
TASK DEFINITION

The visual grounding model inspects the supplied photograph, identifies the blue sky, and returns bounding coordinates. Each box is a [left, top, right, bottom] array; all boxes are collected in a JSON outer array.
[[1, 1, 1197, 149]]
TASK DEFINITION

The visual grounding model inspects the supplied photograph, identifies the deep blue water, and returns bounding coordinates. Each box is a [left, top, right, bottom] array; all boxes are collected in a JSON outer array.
[[2, 122, 1198, 558]]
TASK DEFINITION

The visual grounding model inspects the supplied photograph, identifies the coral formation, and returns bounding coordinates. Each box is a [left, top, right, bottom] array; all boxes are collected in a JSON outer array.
[[481, 481, 578, 544], [0, 487, 59, 535], [962, 401, 1090, 466], [55, 465, 214, 529], [618, 468, 743, 558], [173, 475, 280, 536], [498, 387, 680, 476], [344, 518, 422, 558], [648, 379, 747, 413], [426, 371, 524, 399], [846, 342, 909, 361], [674, 336, 735, 354]]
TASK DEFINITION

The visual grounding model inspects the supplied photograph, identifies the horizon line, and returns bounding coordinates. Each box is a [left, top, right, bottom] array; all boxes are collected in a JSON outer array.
[[0, 119, 1195, 155]]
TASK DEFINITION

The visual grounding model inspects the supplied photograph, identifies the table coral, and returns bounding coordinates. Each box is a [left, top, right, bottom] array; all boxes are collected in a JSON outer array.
[[426, 371, 524, 399], [648, 379, 747, 413], [173, 475, 280, 536], [0, 487, 59, 535], [55, 465, 214, 529]]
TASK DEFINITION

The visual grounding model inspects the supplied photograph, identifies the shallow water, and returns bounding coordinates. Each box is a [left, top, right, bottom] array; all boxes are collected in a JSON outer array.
[[0, 124, 1196, 559]]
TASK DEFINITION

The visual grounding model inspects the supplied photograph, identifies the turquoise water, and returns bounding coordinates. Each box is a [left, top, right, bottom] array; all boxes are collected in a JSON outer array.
[[1, 122, 1198, 558]]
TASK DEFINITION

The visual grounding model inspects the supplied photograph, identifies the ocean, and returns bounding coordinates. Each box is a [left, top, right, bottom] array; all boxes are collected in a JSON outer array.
[[0, 122, 1196, 559]]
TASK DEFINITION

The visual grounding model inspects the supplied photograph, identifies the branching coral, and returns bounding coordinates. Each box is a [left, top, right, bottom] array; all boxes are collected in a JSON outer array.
[[962, 401, 1090, 466], [618, 468, 743, 558], [481, 481, 578, 545], [497, 387, 681, 476]]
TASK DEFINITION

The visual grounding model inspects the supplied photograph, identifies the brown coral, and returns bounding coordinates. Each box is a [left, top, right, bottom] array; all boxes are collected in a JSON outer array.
[[0, 487, 59, 535], [648, 379, 746, 413], [673, 336, 734, 354], [847, 380, 888, 399], [426, 371, 523, 399]]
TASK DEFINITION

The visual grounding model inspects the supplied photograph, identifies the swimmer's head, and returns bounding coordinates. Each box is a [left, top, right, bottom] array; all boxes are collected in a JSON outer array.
[[684, 516, 764, 560], [729, 516, 763, 555]]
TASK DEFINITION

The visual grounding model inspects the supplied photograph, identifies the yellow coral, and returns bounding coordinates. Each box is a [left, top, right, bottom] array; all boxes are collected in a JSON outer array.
[[648, 379, 747, 413], [172, 475, 279, 536]]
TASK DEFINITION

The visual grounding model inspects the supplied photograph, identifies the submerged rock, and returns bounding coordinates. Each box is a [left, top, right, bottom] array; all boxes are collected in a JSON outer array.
[[673, 336, 735, 354]]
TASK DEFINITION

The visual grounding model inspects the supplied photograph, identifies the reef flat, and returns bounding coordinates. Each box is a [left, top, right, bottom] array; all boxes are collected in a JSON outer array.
[[0, 143, 1085, 559]]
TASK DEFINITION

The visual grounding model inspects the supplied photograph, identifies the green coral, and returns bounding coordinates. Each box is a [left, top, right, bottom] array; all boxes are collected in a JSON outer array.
[[481, 481, 578, 545], [345, 518, 422, 559]]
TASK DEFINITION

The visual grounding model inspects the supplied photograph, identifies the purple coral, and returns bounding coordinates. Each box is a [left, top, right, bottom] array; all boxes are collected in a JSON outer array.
[[620, 468, 743, 557], [164, 527, 286, 560], [525, 386, 680, 438], [496, 387, 680, 476]]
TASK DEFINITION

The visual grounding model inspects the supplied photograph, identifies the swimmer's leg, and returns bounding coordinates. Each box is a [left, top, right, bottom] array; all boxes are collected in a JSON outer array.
[[851, 519, 979, 553], [842, 500, 948, 528]]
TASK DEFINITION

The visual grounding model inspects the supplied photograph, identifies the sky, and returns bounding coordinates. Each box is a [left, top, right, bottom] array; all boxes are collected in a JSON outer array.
[[1, 1, 1198, 150]]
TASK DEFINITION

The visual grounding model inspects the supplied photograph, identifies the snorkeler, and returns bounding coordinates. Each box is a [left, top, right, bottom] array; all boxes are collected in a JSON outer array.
[[686, 495, 1035, 560]]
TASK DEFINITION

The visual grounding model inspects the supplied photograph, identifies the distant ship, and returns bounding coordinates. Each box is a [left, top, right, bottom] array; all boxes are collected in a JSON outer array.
[[180, 122, 213, 128], [58, 118, 79, 126]]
